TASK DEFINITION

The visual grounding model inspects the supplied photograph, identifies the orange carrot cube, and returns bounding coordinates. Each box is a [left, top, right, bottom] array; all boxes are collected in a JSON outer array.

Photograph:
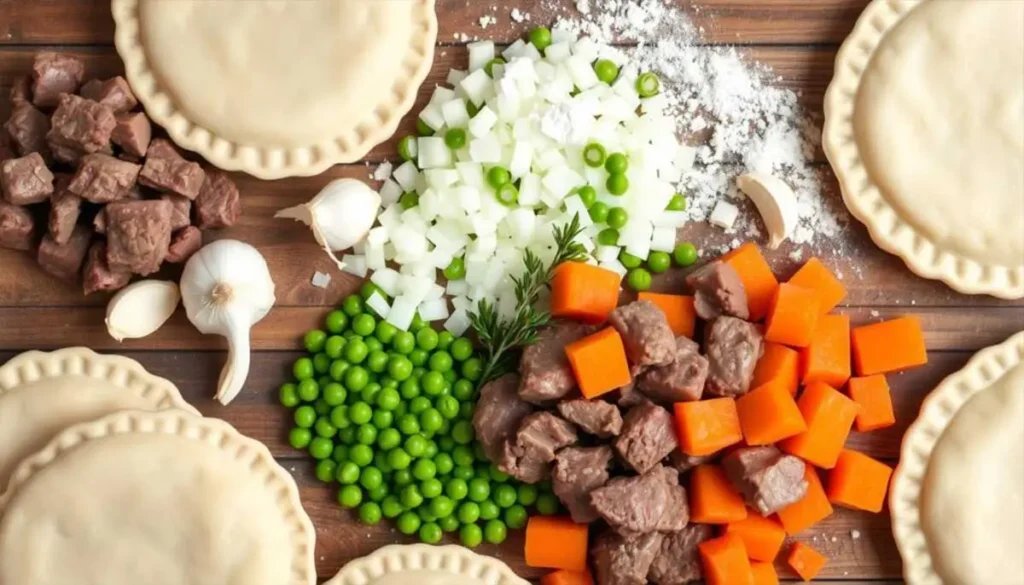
[[541, 569, 595, 585], [525, 516, 589, 571], [787, 542, 828, 581], [851, 316, 927, 375], [847, 375, 896, 432], [723, 242, 779, 321], [736, 381, 807, 445], [776, 466, 833, 535], [827, 449, 893, 513], [699, 534, 754, 585], [788, 257, 847, 312], [565, 327, 632, 399], [779, 382, 860, 469], [550, 262, 622, 323], [724, 513, 787, 561], [764, 283, 821, 348], [752, 342, 801, 396], [750, 562, 780, 585], [638, 292, 697, 338], [800, 314, 851, 388], [689, 464, 749, 524], [675, 398, 743, 457]]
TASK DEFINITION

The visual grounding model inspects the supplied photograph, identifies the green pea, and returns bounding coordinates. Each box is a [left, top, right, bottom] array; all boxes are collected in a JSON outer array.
[[398, 414, 420, 436], [667, 193, 687, 211], [345, 340, 369, 364], [304, 330, 327, 353], [588, 201, 610, 223], [439, 514, 461, 533], [352, 314, 376, 337], [421, 479, 444, 500], [329, 360, 349, 382], [493, 484, 517, 508], [409, 396, 431, 415], [356, 424, 378, 445], [593, 58, 620, 84], [313, 397, 331, 416], [460, 523, 483, 548], [452, 466, 475, 481], [528, 26, 552, 51], [428, 351, 453, 372], [398, 135, 417, 162], [405, 349, 426, 368], [452, 379, 475, 401], [412, 459, 437, 481], [582, 143, 607, 168], [415, 327, 439, 351], [467, 478, 490, 503], [333, 444, 350, 463], [293, 357, 315, 381], [388, 355, 414, 381], [418, 522, 443, 544], [619, 250, 643, 269], [478, 499, 500, 521], [453, 445, 475, 468], [400, 378, 421, 400], [423, 439, 439, 458], [350, 444, 374, 467], [373, 387, 399, 411], [309, 437, 333, 460], [324, 310, 348, 334], [434, 453, 455, 475], [397, 511, 421, 535], [444, 126, 468, 149], [648, 251, 671, 274], [315, 417, 337, 439], [443, 257, 466, 281], [289, 427, 312, 449], [449, 421, 473, 446], [357, 501, 382, 525], [488, 465, 509, 483], [409, 313, 428, 332], [606, 173, 629, 196], [429, 495, 455, 518], [348, 402, 373, 425], [457, 500, 481, 524], [375, 320, 398, 344], [377, 428, 402, 451], [436, 395, 460, 420], [294, 405, 317, 428], [321, 336, 344, 360], [437, 331, 455, 350], [342, 367, 367, 392], [364, 350, 387, 374], [486, 166, 511, 189], [628, 267, 653, 292], [517, 484, 538, 506], [360, 382, 381, 405], [329, 405, 350, 429], [338, 426, 357, 445], [673, 242, 698, 267], [374, 452, 392, 475], [389, 448, 413, 471], [342, 295, 364, 317], [338, 485, 363, 509], [358, 467, 382, 491], [278, 383, 300, 408], [576, 185, 598, 209], [420, 371, 445, 396], [399, 192, 419, 210], [405, 435, 428, 458], [459, 402, 474, 420], [364, 337, 383, 353], [536, 493, 560, 515], [605, 152, 629, 174], [320, 382, 345, 406], [400, 485, 424, 509], [420, 409, 444, 433], [393, 469, 414, 487], [636, 72, 661, 97], [442, 369, 458, 384], [504, 504, 528, 529], [313, 459, 337, 483], [381, 496, 404, 519], [366, 484, 389, 503], [483, 519, 507, 544], [607, 206, 628, 229]]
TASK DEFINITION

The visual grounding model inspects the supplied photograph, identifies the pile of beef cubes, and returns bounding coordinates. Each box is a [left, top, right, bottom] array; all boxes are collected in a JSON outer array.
[[0, 53, 242, 295]]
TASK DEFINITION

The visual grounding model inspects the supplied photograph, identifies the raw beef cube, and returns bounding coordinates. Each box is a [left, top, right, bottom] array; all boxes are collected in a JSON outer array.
[[686, 260, 749, 320], [0, 201, 36, 250], [31, 52, 85, 108], [592, 528, 664, 585], [47, 94, 116, 156], [637, 336, 709, 403], [590, 465, 688, 535], [165, 226, 203, 264], [615, 401, 678, 474], [111, 112, 152, 157], [499, 412, 578, 483], [139, 139, 205, 199], [194, 169, 241, 228], [473, 373, 534, 462], [647, 524, 714, 585], [162, 194, 192, 231], [79, 76, 138, 113], [722, 445, 808, 516], [557, 398, 623, 438], [518, 320, 595, 403], [104, 199, 172, 276], [37, 224, 91, 281], [668, 450, 713, 474], [48, 174, 81, 244], [67, 154, 141, 203], [705, 316, 764, 397], [552, 445, 614, 523], [1, 153, 54, 205], [609, 300, 676, 367], [10, 75, 31, 105], [83, 241, 131, 295], [4, 102, 51, 157]]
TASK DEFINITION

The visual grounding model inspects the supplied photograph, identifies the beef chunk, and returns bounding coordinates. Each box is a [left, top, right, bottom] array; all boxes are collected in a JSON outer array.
[[1, 153, 54, 205], [637, 336, 709, 403], [139, 139, 205, 199], [10, 75, 31, 105], [79, 77, 138, 113], [472, 373, 534, 462], [165, 226, 203, 264], [552, 445, 614, 523], [705, 316, 764, 397], [0, 201, 35, 250], [590, 465, 688, 534], [67, 154, 142, 203], [518, 320, 594, 403], [47, 94, 116, 156], [37, 224, 91, 281], [647, 525, 714, 585], [499, 412, 577, 483], [613, 368, 648, 408], [162, 194, 192, 231], [615, 402, 679, 474], [31, 52, 85, 108], [194, 169, 241, 228], [48, 175, 81, 244], [83, 241, 131, 295], [4, 102, 51, 157], [110, 112, 152, 157], [722, 446, 808, 516], [668, 449, 712, 474], [104, 199, 172, 275], [609, 301, 676, 367], [686, 261, 749, 320], [557, 398, 623, 438], [592, 529, 664, 585]]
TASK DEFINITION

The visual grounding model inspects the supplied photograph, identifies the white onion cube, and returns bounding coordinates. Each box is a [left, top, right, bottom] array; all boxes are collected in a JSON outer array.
[[446, 69, 468, 86], [544, 41, 572, 63], [424, 169, 460, 190], [468, 106, 498, 137], [599, 259, 628, 279], [460, 69, 491, 106], [392, 162, 419, 192], [518, 173, 542, 206], [469, 135, 502, 164], [455, 162, 485, 188], [366, 243, 386, 270], [386, 295, 418, 331], [418, 137, 453, 169], [650, 226, 677, 252], [446, 279, 468, 296], [509, 142, 533, 178], [566, 55, 600, 90], [710, 201, 740, 230], [419, 103, 445, 131], [506, 208, 536, 245], [341, 254, 367, 278], [366, 226, 388, 246], [542, 166, 585, 200], [441, 98, 470, 128], [379, 179, 403, 206], [366, 292, 391, 318], [595, 245, 621, 263], [456, 185, 482, 214], [502, 39, 527, 60], [444, 308, 471, 336], [370, 267, 401, 296], [468, 40, 496, 72], [418, 298, 450, 322]]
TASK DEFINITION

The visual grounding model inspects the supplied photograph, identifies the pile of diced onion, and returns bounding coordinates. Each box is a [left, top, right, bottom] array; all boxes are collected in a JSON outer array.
[[342, 30, 695, 334]]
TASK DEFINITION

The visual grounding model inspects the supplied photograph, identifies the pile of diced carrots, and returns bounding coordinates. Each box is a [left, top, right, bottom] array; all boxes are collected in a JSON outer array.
[[535, 243, 929, 584]]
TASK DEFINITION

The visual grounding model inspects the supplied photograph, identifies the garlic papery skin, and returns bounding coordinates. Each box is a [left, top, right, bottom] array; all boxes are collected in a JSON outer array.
[[275, 178, 381, 270], [180, 239, 276, 405]]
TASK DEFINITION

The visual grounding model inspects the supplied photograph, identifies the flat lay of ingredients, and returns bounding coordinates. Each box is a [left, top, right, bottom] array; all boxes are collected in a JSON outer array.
[[0, 1, 1021, 584]]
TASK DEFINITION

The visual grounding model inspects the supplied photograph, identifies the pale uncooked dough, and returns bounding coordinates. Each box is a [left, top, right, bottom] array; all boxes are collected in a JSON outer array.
[[323, 544, 529, 585], [921, 363, 1024, 585], [373, 571, 490, 585]]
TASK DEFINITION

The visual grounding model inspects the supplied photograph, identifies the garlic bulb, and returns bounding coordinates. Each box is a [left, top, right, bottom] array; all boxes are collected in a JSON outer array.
[[180, 239, 276, 405], [275, 178, 381, 270]]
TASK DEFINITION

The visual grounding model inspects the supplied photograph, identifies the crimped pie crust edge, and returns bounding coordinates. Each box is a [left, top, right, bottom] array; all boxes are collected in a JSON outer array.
[[324, 543, 530, 585]]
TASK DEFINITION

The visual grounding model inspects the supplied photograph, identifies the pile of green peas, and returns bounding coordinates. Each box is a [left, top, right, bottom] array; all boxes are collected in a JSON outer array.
[[616, 241, 700, 292], [279, 283, 561, 547]]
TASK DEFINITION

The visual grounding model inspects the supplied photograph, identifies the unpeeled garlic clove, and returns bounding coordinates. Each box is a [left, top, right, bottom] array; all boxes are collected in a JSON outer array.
[[105, 280, 181, 342], [737, 172, 800, 249]]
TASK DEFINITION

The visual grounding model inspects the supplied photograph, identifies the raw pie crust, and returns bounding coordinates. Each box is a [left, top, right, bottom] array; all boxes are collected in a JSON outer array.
[[0, 347, 197, 492], [891, 331, 1024, 585], [0, 409, 316, 585], [325, 544, 530, 585], [112, 0, 437, 179], [823, 0, 1024, 298]]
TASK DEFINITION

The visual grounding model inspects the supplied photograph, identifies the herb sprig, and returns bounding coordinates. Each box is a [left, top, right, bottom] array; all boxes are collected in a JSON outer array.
[[469, 214, 588, 388]]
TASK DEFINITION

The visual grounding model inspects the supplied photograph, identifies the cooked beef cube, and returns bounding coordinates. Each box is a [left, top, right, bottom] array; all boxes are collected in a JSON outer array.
[[637, 336, 709, 403], [48, 175, 81, 244], [499, 412, 577, 483], [609, 301, 676, 367], [686, 261, 749, 320], [722, 446, 808, 516], [668, 449, 712, 474], [4, 102, 51, 157], [67, 154, 142, 204], [0, 201, 35, 250], [1, 153, 54, 205], [519, 320, 594, 403], [79, 77, 138, 113], [557, 398, 623, 438], [655, 468, 690, 533], [37, 224, 91, 281], [31, 52, 85, 108], [592, 528, 664, 585], [705, 316, 764, 397], [552, 445, 614, 523], [615, 402, 679, 474], [472, 373, 534, 463], [111, 112, 152, 157], [591, 465, 688, 534], [140, 139, 205, 199], [10, 75, 31, 105], [48, 94, 116, 156], [193, 169, 241, 228], [647, 524, 714, 585], [104, 199, 172, 276], [83, 241, 131, 295], [165, 226, 203, 264], [162, 194, 192, 231], [613, 368, 648, 408]]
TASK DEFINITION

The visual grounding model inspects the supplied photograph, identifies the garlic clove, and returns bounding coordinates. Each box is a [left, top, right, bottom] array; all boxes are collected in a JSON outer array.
[[737, 172, 800, 249], [105, 280, 181, 342]]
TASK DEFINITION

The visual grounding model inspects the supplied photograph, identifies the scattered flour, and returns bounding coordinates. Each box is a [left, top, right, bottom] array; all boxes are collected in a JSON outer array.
[[510, 8, 530, 23], [372, 161, 393, 182], [851, 529, 862, 540], [479, 14, 497, 29]]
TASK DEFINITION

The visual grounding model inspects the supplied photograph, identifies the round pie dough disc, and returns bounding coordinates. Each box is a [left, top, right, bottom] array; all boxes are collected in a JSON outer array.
[[0, 347, 197, 492], [0, 410, 315, 585], [325, 544, 529, 585], [824, 0, 1024, 298]]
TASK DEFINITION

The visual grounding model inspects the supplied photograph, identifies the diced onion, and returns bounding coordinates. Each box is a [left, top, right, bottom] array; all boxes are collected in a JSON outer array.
[[366, 291, 391, 318]]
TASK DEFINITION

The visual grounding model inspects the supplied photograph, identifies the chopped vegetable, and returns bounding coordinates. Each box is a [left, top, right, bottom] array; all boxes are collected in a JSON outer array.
[[776, 466, 833, 535], [565, 327, 632, 399], [525, 516, 588, 571], [763, 283, 821, 348], [750, 561, 780, 585], [483, 57, 505, 77], [847, 375, 896, 431], [827, 449, 893, 513], [416, 117, 434, 136], [779, 382, 860, 469], [751, 342, 800, 396], [787, 542, 828, 581], [597, 228, 619, 246], [637, 292, 696, 338], [486, 166, 511, 189], [736, 381, 807, 445], [605, 153, 629, 174], [444, 128, 467, 149], [673, 242, 698, 266], [647, 251, 671, 274], [626, 267, 652, 292], [583, 143, 607, 167], [576, 186, 597, 208], [667, 193, 686, 211], [593, 58, 620, 84], [541, 569, 594, 585], [606, 206, 628, 228], [725, 513, 787, 562], [496, 183, 519, 207], [589, 201, 610, 223], [675, 398, 743, 456], [698, 534, 753, 585], [606, 173, 629, 195], [528, 26, 553, 51], [788, 257, 847, 312], [550, 262, 621, 323], [851, 316, 928, 375], [636, 72, 661, 97], [689, 464, 748, 524], [397, 135, 417, 161], [619, 250, 642, 269], [722, 242, 779, 321], [800, 314, 851, 388]]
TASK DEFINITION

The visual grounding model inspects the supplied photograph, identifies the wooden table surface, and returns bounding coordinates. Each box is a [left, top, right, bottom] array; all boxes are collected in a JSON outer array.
[[1, 1, 1021, 583]]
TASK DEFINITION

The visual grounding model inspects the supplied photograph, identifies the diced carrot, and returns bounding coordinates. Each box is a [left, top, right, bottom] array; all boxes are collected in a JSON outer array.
[[525, 516, 589, 572], [787, 542, 828, 581], [689, 464, 748, 524], [764, 284, 821, 348], [723, 242, 779, 321], [776, 466, 833, 535], [788, 257, 847, 312], [565, 327, 632, 399], [699, 534, 754, 585], [847, 375, 896, 431], [540, 569, 594, 585], [736, 381, 807, 446], [800, 314, 851, 388], [675, 398, 743, 456], [779, 382, 860, 468], [551, 262, 622, 323], [750, 562, 780, 585], [752, 342, 800, 396], [724, 512, 787, 561], [851, 316, 928, 375], [638, 292, 696, 338], [827, 449, 893, 513]]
